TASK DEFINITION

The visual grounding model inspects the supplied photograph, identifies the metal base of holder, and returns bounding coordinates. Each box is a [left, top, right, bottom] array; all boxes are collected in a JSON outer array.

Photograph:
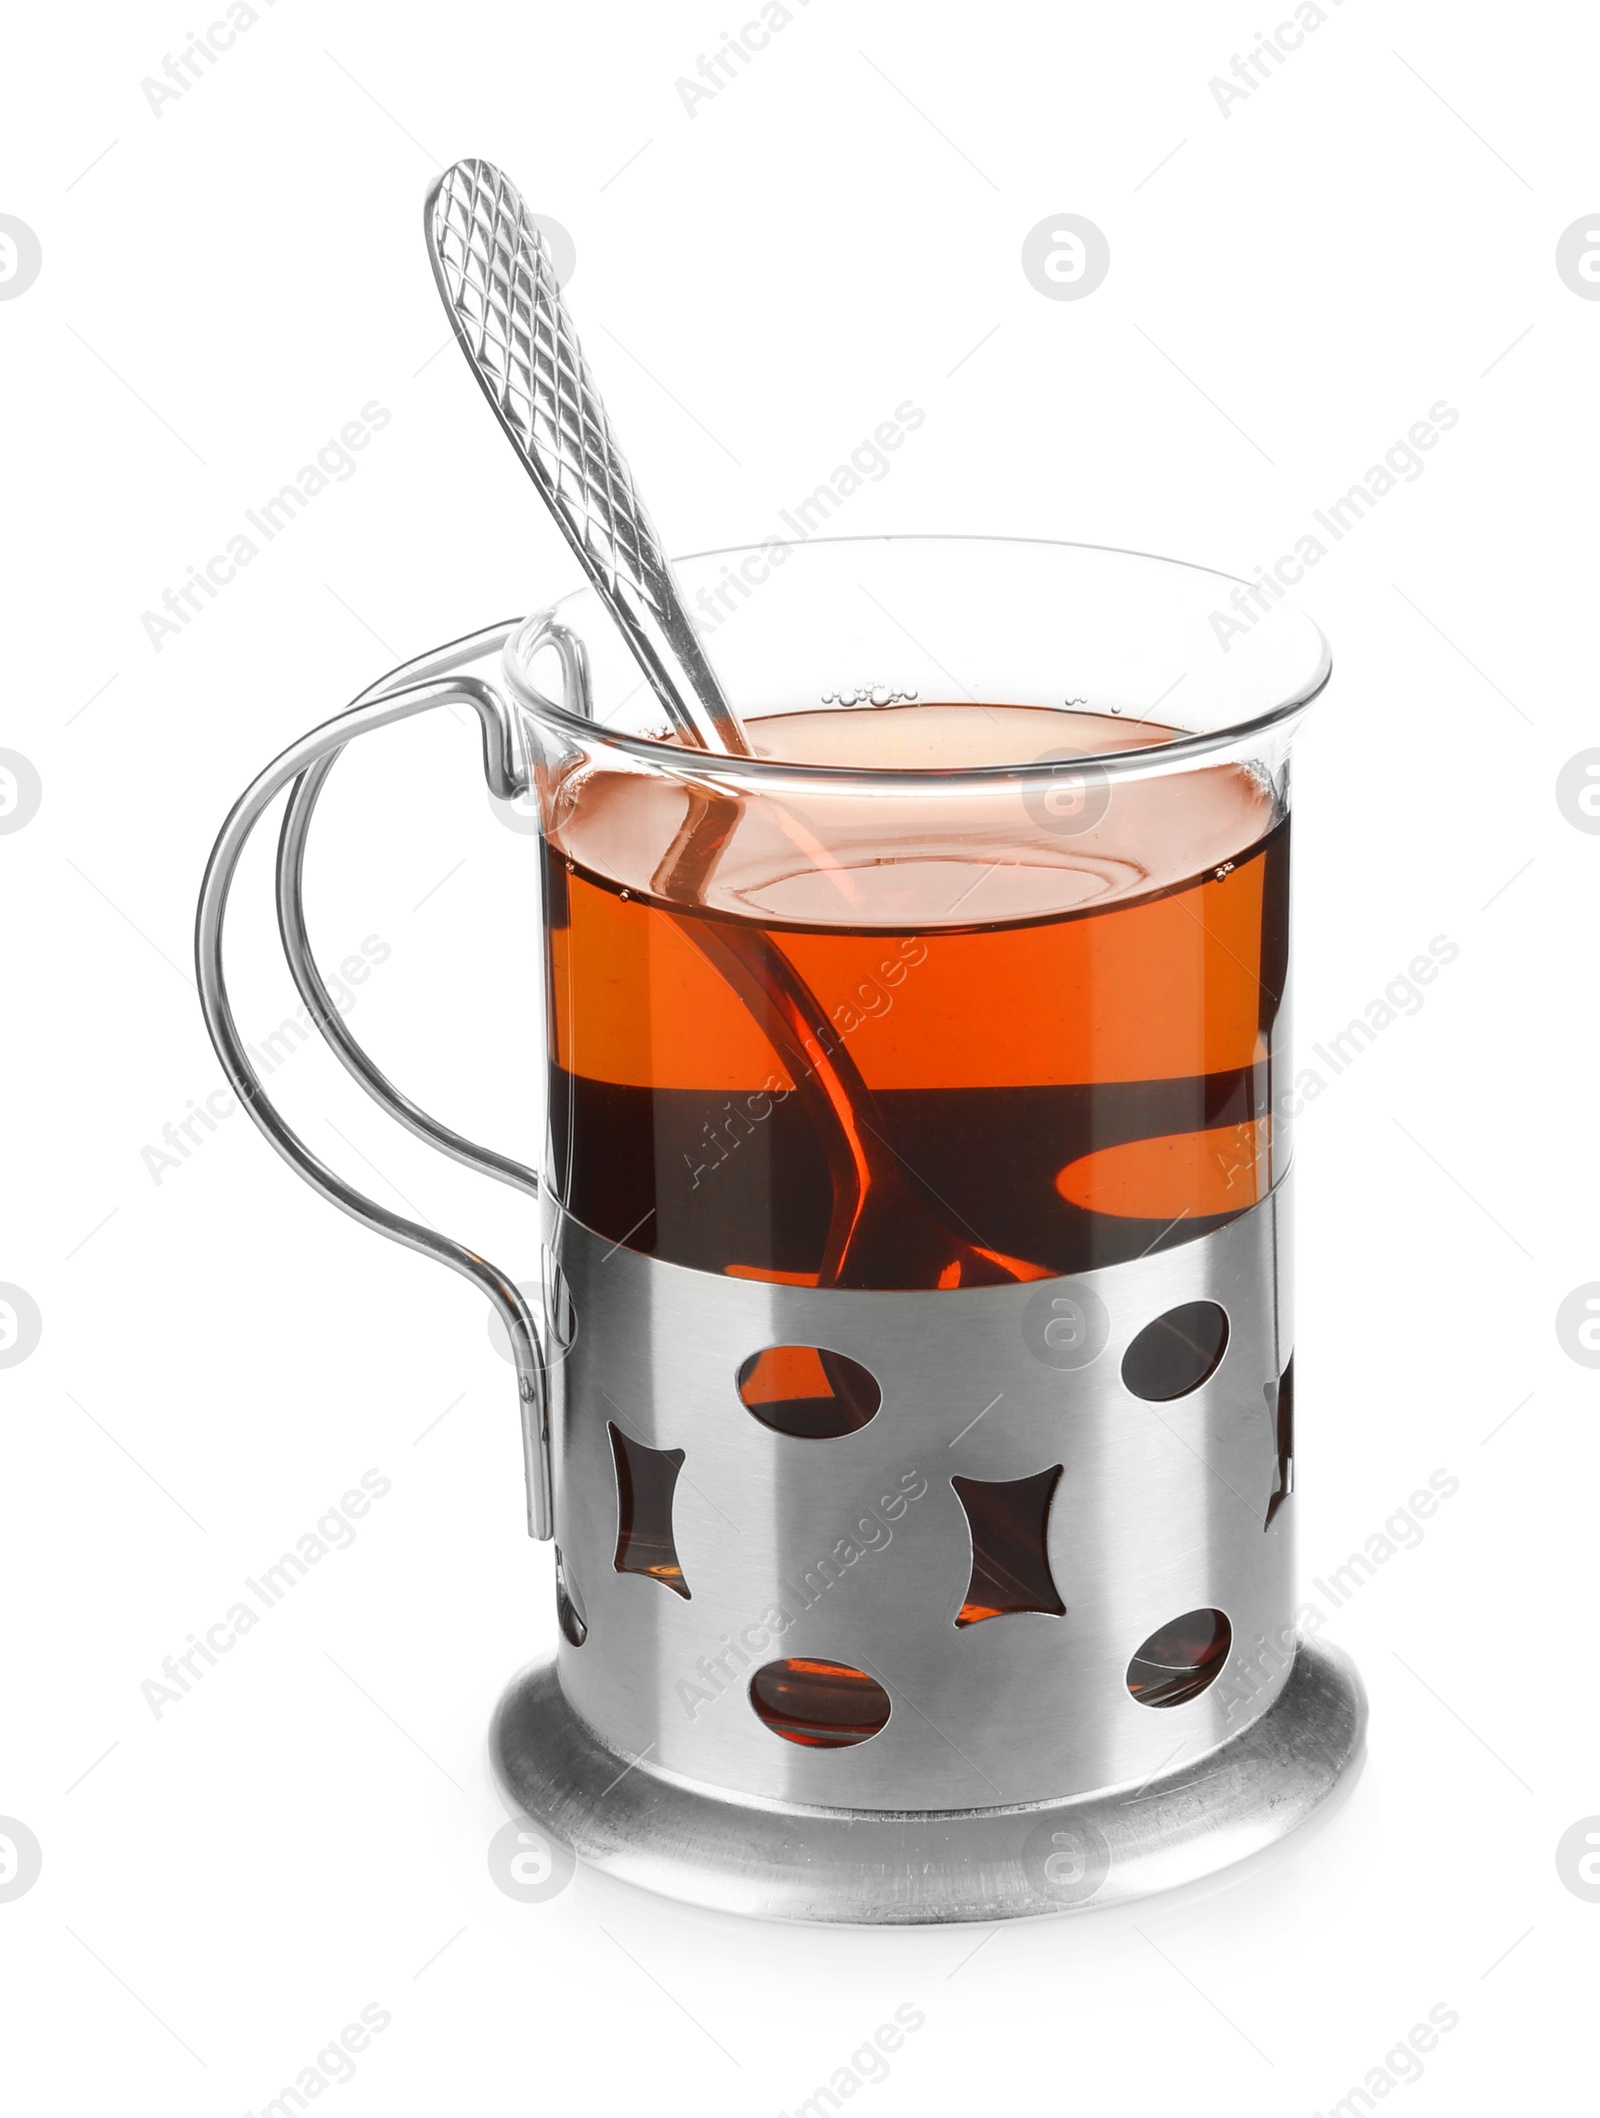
[[490, 1635, 1366, 1925]]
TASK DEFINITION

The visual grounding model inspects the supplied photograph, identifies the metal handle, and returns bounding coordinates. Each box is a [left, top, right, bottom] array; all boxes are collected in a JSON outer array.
[[195, 622, 554, 1537]]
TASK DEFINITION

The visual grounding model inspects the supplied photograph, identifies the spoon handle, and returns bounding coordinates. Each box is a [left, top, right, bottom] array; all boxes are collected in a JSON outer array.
[[425, 158, 749, 755]]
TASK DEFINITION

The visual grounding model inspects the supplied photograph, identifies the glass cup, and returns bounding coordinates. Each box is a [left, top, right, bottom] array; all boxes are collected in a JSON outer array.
[[507, 535, 1313, 1294]]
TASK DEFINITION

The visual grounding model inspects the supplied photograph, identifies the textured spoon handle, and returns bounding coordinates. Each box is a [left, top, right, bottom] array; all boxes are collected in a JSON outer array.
[[425, 159, 747, 755]]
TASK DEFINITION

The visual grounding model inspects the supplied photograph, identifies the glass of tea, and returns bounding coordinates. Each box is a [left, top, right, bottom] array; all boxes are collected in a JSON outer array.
[[200, 530, 1361, 1922]]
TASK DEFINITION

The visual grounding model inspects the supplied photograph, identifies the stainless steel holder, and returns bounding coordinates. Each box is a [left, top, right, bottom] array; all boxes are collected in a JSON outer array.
[[197, 624, 1366, 1924], [495, 1182, 1364, 1922]]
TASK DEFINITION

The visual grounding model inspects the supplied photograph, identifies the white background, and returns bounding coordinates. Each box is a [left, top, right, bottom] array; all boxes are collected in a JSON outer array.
[[3, 1, 1596, 2110]]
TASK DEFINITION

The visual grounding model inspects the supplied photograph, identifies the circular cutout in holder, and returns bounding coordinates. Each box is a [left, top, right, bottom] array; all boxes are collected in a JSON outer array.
[[1127, 1608, 1232, 1709], [1121, 1300, 1229, 1401], [736, 1345, 881, 1439], [749, 1658, 891, 1748]]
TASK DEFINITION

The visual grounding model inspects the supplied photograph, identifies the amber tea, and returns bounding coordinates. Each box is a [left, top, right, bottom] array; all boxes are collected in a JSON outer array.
[[541, 702, 1287, 1294]]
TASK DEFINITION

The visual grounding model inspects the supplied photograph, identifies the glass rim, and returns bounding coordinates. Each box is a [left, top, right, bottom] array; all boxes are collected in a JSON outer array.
[[502, 532, 1333, 790]]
